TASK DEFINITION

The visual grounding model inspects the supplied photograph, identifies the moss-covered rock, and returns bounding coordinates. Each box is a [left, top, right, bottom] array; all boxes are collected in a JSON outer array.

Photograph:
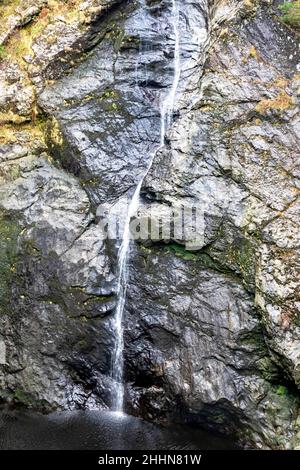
[[279, 1, 300, 29], [0, 214, 20, 309]]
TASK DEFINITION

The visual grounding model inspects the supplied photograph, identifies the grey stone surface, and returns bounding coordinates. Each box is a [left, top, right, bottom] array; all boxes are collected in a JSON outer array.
[[125, 246, 299, 449], [0, 0, 299, 449]]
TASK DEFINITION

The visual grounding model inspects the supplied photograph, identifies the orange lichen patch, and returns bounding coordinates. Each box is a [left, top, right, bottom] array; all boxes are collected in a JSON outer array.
[[281, 310, 293, 330], [255, 91, 295, 114], [219, 27, 229, 39], [243, 0, 256, 7], [242, 45, 260, 64], [241, 0, 258, 13], [249, 45, 259, 60], [39, 7, 50, 20], [273, 77, 289, 89]]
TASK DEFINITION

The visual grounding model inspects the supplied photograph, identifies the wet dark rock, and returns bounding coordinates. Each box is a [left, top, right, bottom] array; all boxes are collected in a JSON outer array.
[[125, 245, 299, 449], [0, 0, 299, 450]]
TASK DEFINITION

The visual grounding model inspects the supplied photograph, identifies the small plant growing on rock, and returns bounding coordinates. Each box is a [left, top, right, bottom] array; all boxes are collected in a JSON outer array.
[[0, 45, 6, 58], [275, 385, 289, 396], [279, 1, 300, 29]]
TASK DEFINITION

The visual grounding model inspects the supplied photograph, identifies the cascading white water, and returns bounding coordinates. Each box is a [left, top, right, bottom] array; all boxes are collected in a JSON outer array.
[[111, 0, 181, 414], [160, 0, 181, 145], [110, 180, 142, 414]]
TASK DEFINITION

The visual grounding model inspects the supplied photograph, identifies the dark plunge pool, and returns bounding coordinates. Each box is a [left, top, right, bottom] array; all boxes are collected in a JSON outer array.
[[0, 409, 238, 450]]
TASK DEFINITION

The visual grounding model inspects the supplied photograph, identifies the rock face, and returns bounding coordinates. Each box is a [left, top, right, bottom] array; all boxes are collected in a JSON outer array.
[[0, 0, 299, 449]]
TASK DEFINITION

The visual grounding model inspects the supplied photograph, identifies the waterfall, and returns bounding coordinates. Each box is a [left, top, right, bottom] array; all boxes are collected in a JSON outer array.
[[160, 0, 181, 145], [111, 0, 181, 414]]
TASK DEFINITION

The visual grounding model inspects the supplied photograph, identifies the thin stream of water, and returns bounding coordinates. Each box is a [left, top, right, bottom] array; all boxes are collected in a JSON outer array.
[[111, 0, 181, 413]]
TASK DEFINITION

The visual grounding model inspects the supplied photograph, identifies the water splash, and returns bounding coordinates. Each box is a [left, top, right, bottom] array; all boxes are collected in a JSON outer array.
[[111, 0, 181, 414]]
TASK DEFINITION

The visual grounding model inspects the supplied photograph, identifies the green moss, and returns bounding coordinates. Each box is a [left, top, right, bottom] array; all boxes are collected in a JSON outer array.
[[48, 117, 64, 147], [157, 233, 257, 292], [235, 239, 256, 280], [11, 387, 50, 410], [198, 253, 227, 272], [166, 243, 198, 261], [230, 242, 256, 289], [0, 45, 6, 59], [275, 384, 289, 396], [118, 34, 141, 50], [75, 338, 89, 350], [106, 23, 125, 52], [163, 242, 243, 274], [68, 286, 114, 304], [279, 1, 300, 29], [106, 7, 140, 52], [101, 89, 118, 100], [99, 88, 121, 112], [22, 237, 40, 256], [83, 294, 114, 304], [256, 356, 281, 382], [14, 387, 34, 405], [0, 215, 20, 307], [2, 0, 86, 66], [207, 228, 257, 290]]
